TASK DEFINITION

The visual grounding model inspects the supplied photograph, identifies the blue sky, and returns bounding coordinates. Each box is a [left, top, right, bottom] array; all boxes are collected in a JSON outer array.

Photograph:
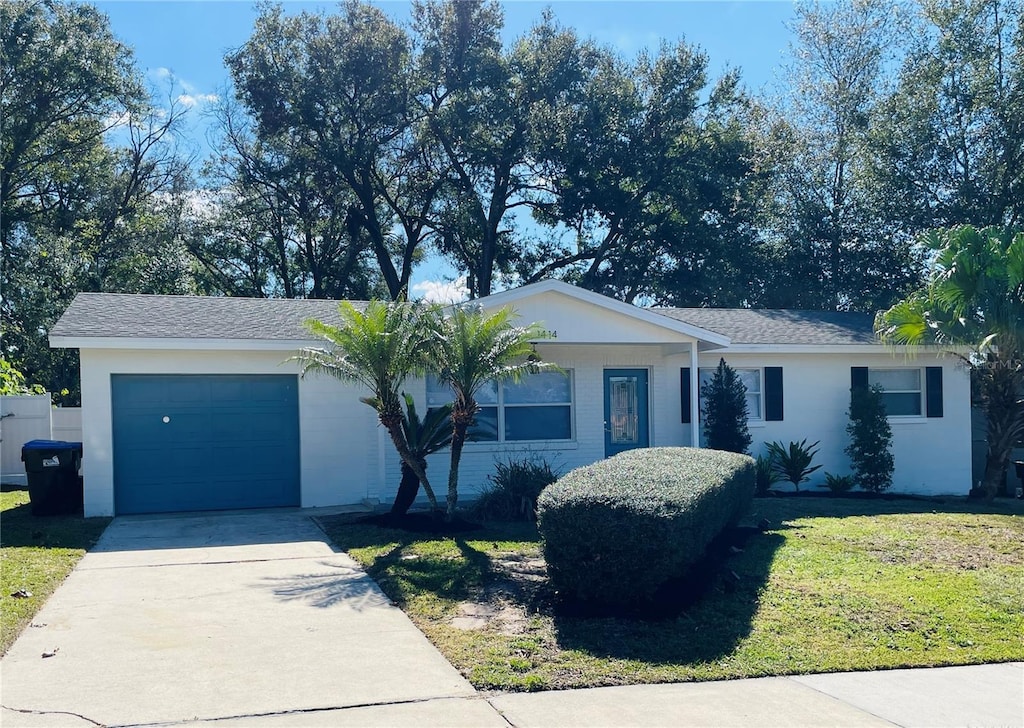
[[94, 1, 800, 299]]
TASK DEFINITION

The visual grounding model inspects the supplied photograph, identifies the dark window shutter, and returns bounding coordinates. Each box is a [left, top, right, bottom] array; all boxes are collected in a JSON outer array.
[[764, 367, 784, 421], [926, 366, 943, 418], [681, 368, 691, 424], [851, 366, 869, 391]]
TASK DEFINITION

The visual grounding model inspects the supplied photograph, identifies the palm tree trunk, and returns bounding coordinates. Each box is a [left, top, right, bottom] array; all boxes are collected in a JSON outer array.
[[979, 360, 1024, 500], [391, 461, 421, 516], [446, 423, 467, 521], [381, 414, 439, 512]]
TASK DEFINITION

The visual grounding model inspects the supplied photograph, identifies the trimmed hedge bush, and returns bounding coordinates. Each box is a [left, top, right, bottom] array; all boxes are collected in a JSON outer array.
[[536, 447, 755, 606]]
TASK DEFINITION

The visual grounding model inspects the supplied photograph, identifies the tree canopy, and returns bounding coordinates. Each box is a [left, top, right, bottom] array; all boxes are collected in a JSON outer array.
[[4, 0, 1023, 400]]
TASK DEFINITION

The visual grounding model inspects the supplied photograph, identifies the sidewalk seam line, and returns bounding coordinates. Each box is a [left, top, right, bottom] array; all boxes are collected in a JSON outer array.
[[784, 676, 903, 727], [99, 694, 490, 727]]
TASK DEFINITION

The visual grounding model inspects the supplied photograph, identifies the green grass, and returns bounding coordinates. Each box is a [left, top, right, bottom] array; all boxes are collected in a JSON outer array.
[[318, 497, 1024, 691], [0, 488, 111, 656]]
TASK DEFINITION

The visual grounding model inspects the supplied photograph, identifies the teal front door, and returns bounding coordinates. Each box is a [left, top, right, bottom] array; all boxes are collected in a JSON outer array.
[[603, 369, 649, 457], [111, 374, 300, 515]]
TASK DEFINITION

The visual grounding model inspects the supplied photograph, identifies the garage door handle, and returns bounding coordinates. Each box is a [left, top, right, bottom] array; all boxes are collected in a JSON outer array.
[[162, 416, 171, 423]]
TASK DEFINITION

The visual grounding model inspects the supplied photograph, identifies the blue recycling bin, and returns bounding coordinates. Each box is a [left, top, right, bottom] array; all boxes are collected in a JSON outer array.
[[21, 440, 83, 516]]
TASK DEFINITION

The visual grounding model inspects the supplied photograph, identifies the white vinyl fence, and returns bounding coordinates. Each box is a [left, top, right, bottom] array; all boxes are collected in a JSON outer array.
[[0, 394, 83, 484]]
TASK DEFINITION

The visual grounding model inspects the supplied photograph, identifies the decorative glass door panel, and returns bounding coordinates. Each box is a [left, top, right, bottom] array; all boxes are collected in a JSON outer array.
[[603, 369, 649, 457]]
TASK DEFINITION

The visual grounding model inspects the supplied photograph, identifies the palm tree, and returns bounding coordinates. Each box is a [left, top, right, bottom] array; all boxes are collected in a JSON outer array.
[[428, 305, 550, 519], [876, 225, 1024, 499], [294, 300, 441, 512], [391, 394, 452, 517]]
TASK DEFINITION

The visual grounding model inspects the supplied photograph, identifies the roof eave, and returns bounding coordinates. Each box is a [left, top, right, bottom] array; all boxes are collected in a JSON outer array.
[[715, 343, 960, 354], [49, 335, 316, 351]]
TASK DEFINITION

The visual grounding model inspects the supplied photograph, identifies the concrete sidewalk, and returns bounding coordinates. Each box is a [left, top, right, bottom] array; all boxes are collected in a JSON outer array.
[[488, 662, 1024, 727], [2, 510, 1021, 727]]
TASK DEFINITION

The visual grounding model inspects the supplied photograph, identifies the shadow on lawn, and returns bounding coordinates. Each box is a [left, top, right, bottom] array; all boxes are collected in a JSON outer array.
[[0, 501, 107, 550], [551, 527, 786, 665], [317, 514, 541, 607]]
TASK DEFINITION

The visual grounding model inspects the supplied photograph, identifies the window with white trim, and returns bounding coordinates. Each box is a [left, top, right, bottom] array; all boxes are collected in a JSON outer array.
[[698, 367, 762, 420], [426, 370, 574, 442], [869, 368, 922, 416]]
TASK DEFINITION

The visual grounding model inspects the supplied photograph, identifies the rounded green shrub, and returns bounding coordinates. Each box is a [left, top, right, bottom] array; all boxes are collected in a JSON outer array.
[[536, 447, 755, 607]]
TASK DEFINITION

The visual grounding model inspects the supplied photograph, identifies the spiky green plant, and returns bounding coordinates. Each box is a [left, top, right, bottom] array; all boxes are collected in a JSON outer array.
[[755, 453, 783, 495], [391, 394, 452, 516], [766, 439, 822, 492]]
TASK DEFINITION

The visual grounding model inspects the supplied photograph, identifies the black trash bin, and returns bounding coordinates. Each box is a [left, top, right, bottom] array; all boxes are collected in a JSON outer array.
[[21, 440, 83, 516]]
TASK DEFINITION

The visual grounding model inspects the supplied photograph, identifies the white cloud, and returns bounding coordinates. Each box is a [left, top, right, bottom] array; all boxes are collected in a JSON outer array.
[[103, 110, 132, 129], [176, 93, 219, 108], [153, 67, 172, 79], [411, 277, 469, 304]]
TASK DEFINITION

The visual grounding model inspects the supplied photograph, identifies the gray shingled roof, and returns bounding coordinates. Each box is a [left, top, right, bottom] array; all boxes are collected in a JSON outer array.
[[51, 292, 879, 346], [50, 293, 362, 340], [653, 308, 878, 345]]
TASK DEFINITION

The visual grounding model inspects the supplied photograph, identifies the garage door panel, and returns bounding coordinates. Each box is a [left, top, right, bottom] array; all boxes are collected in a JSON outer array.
[[201, 447, 296, 477], [112, 375, 300, 515], [207, 412, 295, 441]]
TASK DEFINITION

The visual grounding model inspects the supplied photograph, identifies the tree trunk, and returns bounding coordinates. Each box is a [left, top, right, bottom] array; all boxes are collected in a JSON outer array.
[[380, 413, 439, 512], [391, 461, 421, 516], [446, 422, 467, 521], [978, 360, 1024, 500]]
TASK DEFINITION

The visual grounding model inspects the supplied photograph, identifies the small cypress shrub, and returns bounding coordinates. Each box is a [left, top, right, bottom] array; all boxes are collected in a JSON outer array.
[[702, 358, 752, 454], [846, 384, 894, 493]]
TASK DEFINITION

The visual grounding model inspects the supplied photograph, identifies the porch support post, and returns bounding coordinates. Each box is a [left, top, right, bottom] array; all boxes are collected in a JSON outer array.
[[690, 342, 700, 447]]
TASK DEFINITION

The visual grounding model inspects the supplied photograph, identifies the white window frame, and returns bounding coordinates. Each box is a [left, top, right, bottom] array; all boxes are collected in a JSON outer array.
[[426, 370, 575, 443], [698, 366, 763, 421], [868, 367, 924, 418]]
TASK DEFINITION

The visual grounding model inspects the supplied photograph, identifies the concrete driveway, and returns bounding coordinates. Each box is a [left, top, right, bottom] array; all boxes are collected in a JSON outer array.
[[0, 511, 504, 727]]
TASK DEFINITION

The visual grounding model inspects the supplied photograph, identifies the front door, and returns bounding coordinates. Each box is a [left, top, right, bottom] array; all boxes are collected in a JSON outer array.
[[603, 369, 649, 457]]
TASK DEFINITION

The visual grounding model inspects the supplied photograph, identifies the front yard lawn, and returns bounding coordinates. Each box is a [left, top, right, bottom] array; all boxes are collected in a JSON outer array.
[[318, 497, 1024, 691], [0, 488, 111, 656]]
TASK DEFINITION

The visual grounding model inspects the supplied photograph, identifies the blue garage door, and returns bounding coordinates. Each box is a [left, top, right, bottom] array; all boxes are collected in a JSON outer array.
[[111, 374, 300, 515]]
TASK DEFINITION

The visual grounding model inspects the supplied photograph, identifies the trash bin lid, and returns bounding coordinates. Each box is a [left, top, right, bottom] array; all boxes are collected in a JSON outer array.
[[22, 440, 83, 450]]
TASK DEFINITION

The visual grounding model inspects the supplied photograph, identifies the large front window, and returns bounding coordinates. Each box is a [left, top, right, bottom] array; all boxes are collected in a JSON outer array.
[[426, 370, 574, 442]]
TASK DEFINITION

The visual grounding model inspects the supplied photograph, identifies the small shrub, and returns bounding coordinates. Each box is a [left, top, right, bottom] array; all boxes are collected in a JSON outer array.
[[536, 447, 755, 607], [472, 457, 559, 521], [766, 439, 822, 491], [755, 453, 783, 495], [821, 472, 856, 494], [846, 385, 894, 493], [702, 358, 753, 454]]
